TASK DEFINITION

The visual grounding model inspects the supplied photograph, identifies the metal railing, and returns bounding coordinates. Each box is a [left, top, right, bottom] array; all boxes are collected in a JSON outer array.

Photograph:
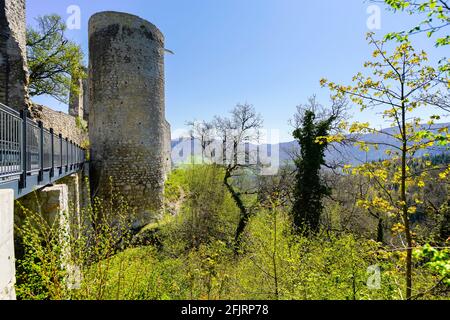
[[0, 103, 85, 188]]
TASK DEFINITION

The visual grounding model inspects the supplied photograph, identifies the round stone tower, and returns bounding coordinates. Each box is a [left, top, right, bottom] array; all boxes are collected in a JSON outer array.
[[88, 11, 171, 228]]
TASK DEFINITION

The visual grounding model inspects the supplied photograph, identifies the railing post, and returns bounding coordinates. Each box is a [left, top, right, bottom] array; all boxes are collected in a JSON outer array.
[[69, 140, 73, 170], [65, 137, 69, 172], [75, 145, 78, 168], [50, 128, 54, 178], [19, 110, 27, 189], [59, 133, 63, 175], [38, 121, 44, 183]]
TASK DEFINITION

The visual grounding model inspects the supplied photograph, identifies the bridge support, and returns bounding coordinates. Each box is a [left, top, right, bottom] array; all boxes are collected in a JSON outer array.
[[0, 189, 16, 300], [61, 173, 83, 241], [39, 184, 81, 290], [14, 182, 83, 292]]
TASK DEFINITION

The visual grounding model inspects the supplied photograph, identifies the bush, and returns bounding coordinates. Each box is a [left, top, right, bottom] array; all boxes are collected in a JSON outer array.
[[14, 166, 449, 300], [161, 164, 240, 252], [15, 180, 137, 300]]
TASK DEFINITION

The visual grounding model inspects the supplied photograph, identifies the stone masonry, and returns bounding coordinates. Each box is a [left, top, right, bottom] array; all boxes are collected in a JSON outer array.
[[82, 76, 89, 122], [69, 76, 84, 119], [88, 11, 171, 228], [0, 0, 29, 111], [69, 67, 89, 120], [31, 103, 88, 146]]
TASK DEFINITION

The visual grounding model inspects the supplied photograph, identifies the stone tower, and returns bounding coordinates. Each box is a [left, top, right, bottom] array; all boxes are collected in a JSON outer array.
[[88, 11, 171, 228], [0, 0, 30, 111]]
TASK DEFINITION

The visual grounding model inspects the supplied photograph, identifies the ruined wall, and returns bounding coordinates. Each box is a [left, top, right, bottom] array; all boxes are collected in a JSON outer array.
[[88, 11, 171, 228], [31, 103, 88, 146], [69, 67, 89, 120], [82, 77, 89, 122], [0, 0, 30, 111], [69, 77, 84, 119]]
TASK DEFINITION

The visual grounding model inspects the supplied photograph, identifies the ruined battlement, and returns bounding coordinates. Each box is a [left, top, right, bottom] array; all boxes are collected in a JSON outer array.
[[89, 11, 165, 45]]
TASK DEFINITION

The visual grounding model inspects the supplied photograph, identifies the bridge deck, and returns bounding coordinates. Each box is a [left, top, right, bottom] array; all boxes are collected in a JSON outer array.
[[0, 103, 85, 200]]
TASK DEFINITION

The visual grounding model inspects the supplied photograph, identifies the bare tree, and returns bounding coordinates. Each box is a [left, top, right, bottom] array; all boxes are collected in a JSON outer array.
[[214, 104, 263, 253], [288, 96, 349, 171], [290, 95, 347, 131], [186, 120, 215, 161]]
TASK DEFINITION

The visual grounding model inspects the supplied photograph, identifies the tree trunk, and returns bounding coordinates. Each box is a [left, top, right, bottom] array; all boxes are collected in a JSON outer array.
[[224, 170, 250, 254], [401, 84, 413, 300], [376, 217, 384, 244]]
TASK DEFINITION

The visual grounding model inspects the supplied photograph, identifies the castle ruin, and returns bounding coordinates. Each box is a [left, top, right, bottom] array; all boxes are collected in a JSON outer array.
[[0, 0, 29, 111], [0, 3, 172, 299]]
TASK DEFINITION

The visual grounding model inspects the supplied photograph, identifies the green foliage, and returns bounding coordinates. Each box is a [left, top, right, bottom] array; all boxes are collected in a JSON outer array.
[[162, 164, 240, 252], [67, 202, 448, 300], [75, 116, 88, 133], [414, 244, 450, 285], [27, 14, 86, 103], [233, 206, 401, 300], [322, 33, 449, 299], [14, 169, 449, 300], [14, 178, 137, 300], [383, 0, 450, 47], [291, 109, 335, 234], [15, 206, 68, 300]]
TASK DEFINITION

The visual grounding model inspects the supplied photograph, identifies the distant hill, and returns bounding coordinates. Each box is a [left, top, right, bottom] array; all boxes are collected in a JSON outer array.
[[171, 123, 450, 166]]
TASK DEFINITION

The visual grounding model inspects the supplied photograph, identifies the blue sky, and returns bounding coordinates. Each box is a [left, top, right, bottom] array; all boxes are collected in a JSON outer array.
[[27, 0, 448, 142]]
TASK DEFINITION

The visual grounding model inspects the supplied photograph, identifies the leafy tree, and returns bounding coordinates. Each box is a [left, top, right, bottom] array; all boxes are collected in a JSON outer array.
[[291, 97, 345, 234], [413, 244, 450, 292], [321, 33, 449, 299], [376, 0, 450, 46], [438, 185, 450, 241], [27, 14, 86, 104], [373, 1, 450, 113]]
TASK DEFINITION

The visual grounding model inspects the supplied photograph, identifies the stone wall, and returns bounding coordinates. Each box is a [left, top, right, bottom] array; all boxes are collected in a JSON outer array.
[[69, 77, 84, 118], [0, 0, 30, 111], [88, 11, 171, 228], [82, 77, 89, 122], [31, 103, 88, 147]]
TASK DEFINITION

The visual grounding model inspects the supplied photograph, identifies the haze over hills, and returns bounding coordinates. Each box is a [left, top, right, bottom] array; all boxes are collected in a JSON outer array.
[[171, 123, 450, 166]]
